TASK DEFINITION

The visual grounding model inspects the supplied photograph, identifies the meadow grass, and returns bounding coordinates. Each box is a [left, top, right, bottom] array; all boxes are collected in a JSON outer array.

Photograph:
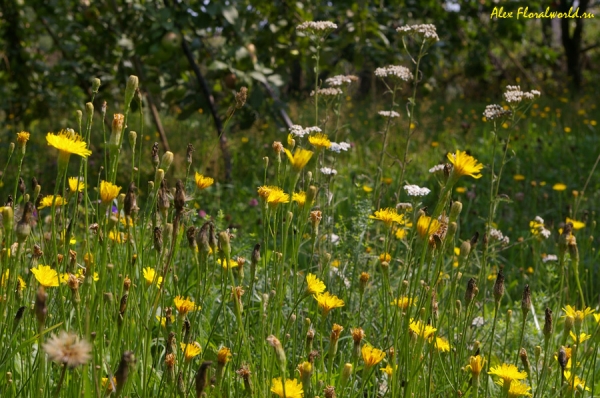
[[0, 22, 599, 398]]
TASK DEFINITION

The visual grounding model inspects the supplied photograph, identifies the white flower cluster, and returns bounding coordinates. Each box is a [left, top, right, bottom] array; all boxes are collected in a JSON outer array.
[[378, 110, 400, 118], [310, 87, 343, 97], [504, 85, 541, 104], [542, 254, 558, 263], [489, 228, 510, 245], [289, 125, 321, 138], [325, 75, 358, 86], [320, 167, 337, 176], [429, 164, 445, 173], [396, 24, 439, 42], [483, 104, 512, 120], [396, 202, 413, 211], [404, 184, 431, 197], [534, 216, 544, 224], [532, 215, 551, 239], [297, 21, 338, 32], [374, 65, 413, 82], [329, 142, 351, 153]]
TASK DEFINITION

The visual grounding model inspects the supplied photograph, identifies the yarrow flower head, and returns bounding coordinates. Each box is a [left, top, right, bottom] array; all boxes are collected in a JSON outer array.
[[404, 184, 431, 197], [447, 150, 483, 179], [483, 104, 512, 121], [320, 167, 337, 176], [297, 20, 337, 34], [325, 75, 358, 86], [310, 87, 343, 97], [397, 24, 439, 42], [289, 125, 321, 138], [490, 228, 510, 245], [270, 377, 304, 398], [378, 110, 401, 118], [503, 85, 541, 104], [375, 65, 413, 82], [429, 164, 446, 174], [43, 331, 92, 368], [529, 217, 551, 239], [329, 142, 351, 153], [195, 173, 214, 190]]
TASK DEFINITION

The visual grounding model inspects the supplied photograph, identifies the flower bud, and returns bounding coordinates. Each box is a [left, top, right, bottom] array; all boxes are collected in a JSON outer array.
[[2, 206, 14, 232], [124, 75, 139, 109], [109, 114, 125, 149], [340, 363, 353, 387], [128, 131, 137, 150], [564, 315, 574, 337], [266, 335, 286, 368], [218, 231, 231, 257], [75, 110, 83, 128], [154, 169, 165, 186], [449, 201, 463, 222], [91, 78, 101, 93]]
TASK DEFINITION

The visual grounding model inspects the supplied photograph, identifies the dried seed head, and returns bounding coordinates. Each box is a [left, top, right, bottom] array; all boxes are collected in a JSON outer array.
[[115, 351, 135, 395], [351, 327, 365, 345], [557, 347, 567, 370], [151, 142, 160, 167], [218, 230, 231, 257], [465, 278, 477, 307], [174, 180, 185, 214], [195, 361, 212, 398], [186, 143, 194, 165], [124, 182, 137, 217], [266, 335, 286, 367], [543, 308, 553, 339], [34, 286, 47, 328], [153, 227, 163, 253], [521, 284, 531, 318], [187, 227, 197, 248], [235, 87, 248, 109], [324, 385, 336, 398], [519, 348, 531, 375], [43, 331, 92, 367], [493, 269, 505, 304]]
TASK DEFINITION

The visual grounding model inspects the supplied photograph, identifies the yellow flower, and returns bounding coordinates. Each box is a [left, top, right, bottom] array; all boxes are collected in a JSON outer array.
[[217, 347, 232, 364], [257, 185, 276, 200], [391, 296, 414, 310], [417, 215, 440, 238], [156, 315, 175, 328], [173, 296, 199, 316], [363, 185, 373, 193], [270, 378, 304, 398], [552, 183, 567, 191], [562, 305, 594, 323], [101, 377, 117, 394], [594, 314, 600, 324], [292, 191, 307, 207], [379, 253, 391, 263], [565, 217, 585, 230], [195, 173, 214, 190], [266, 187, 290, 206], [495, 380, 532, 397], [305, 273, 326, 295], [284, 148, 313, 171], [434, 337, 450, 352], [47, 130, 92, 158], [17, 131, 30, 145], [569, 331, 591, 344], [409, 319, 437, 339], [143, 267, 162, 287], [369, 208, 404, 227], [180, 342, 202, 361], [37, 195, 65, 209], [100, 181, 121, 204], [455, 186, 466, 194], [380, 364, 394, 376], [447, 150, 483, 179], [30, 265, 60, 287], [313, 292, 344, 316], [465, 355, 486, 377], [563, 371, 590, 392], [68, 177, 85, 192], [488, 363, 527, 385], [395, 228, 407, 239], [308, 133, 331, 149], [218, 258, 239, 269], [0, 269, 9, 287], [513, 174, 525, 181], [361, 344, 386, 368], [108, 231, 127, 243]]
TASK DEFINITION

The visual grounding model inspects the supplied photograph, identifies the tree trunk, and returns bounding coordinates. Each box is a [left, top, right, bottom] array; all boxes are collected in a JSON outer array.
[[559, 0, 589, 90]]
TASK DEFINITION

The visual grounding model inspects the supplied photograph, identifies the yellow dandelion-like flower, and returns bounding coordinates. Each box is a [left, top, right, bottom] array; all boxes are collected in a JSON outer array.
[[565, 217, 585, 230], [292, 191, 307, 207], [562, 305, 594, 323], [47, 129, 92, 158], [391, 296, 414, 310], [218, 258, 239, 269], [363, 185, 373, 193], [284, 148, 313, 171], [552, 183, 567, 191], [447, 150, 483, 179], [308, 133, 331, 149], [101, 377, 117, 394], [305, 273, 326, 295], [173, 296, 199, 316], [395, 228, 408, 239], [594, 314, 600, 324], [1, 269, 9, 287], [409, 319, 437, 339], [313, 292, 344, 316], [513, 174, 525, 181], [38, 195, 65, 209], [266, 187, 290, 206], [369, 208, 404, 227], [488, 363, 527, 385], [257, 185, 276, 200], [416, 215, 440, 238], [570, 331, 591, 344], [379, 253, 391, 263], [143, 267, 163, 287], [31, 265, 60, 287], [563, 371, 590, 392], [156, 315, 175, 328], [270, 378, 304, 398], [68, 177, 85, 192], [217, 347, 232, 364], [380, 364, 394, 376], [17, 131, 30, 145], [361, 344, 386, 368], [108, 231, 127, 243], [180, 342, 202, 361], [100, 181, 121, 204], [434, 337, 450, 352], [195, 173, 214, 190], [465, 355, 486, 377], [495, 380, 532, 397]]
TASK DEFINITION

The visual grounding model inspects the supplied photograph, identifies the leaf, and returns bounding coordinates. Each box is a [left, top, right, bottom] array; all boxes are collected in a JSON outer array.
[[222, 6, 238, 25], [249, 71, 267, 84]]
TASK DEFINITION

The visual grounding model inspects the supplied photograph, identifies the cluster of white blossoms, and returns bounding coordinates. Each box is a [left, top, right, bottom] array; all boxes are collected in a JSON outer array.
[[404, 184, 431, 197], [542, 254, 558, 263], [329, 142, 351, 153], [378, 110, 400, 118], [396, 24, 439, 42], [532, 215, 552, 239], [374, 65, 413, 82], [320, 167, 337, 176], [310, 87, 343, 97], [325, 75, 358, 86], [504, 85, 541, 104], [483, 104, 512, 120], [489, 228, 510, 245], [297, 21, 338, 33], [429, 164, 446, 173], [289, 125, 321, 138]]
